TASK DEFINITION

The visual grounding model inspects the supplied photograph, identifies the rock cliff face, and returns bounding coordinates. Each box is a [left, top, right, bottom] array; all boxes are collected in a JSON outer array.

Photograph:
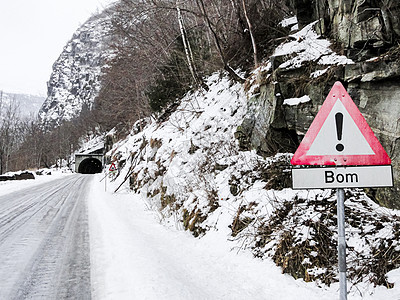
[[239, 0, 400, 208], [38, 10, 115, 128]]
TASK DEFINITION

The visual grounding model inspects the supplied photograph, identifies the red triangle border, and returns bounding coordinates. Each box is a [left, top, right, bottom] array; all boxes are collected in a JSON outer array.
[[291, 82, 391, 166]]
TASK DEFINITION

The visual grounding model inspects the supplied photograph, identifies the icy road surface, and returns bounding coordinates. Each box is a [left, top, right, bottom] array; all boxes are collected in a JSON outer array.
[[0, 175, 91, 299]]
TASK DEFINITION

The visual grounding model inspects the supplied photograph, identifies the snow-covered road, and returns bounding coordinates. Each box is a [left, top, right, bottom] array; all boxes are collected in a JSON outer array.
[[0, 175, 91, 299]]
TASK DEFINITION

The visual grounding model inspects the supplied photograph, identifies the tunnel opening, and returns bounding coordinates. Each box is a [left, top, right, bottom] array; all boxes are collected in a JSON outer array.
[[78, 157, 103, 174]]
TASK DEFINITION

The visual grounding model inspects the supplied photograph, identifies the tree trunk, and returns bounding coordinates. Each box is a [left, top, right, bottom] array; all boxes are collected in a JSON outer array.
[[241, 0, 258, 67], [176, 1, 199, 85]]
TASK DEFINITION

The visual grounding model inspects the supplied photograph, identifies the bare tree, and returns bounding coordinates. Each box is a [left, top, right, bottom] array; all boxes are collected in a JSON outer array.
[[196, 0, 244, 82], [176, 0, 199, 85], [241, 0, 258, 67], [94, 0, 287, 122], [0, 97, 21, 173]]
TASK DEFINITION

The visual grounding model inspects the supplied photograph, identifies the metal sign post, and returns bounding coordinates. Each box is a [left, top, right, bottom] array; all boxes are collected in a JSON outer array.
[[337, 188, 347, 300]]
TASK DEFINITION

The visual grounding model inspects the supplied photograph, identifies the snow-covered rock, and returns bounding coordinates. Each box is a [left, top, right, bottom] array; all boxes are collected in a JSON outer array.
[[38, 10, 115, 128]]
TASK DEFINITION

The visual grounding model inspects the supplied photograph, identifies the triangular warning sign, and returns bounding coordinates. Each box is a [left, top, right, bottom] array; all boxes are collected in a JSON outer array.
[[291, 81, 391, 166]]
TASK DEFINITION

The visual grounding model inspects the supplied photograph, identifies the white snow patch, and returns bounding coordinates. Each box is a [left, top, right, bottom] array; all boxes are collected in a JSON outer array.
[[318, 53, 354, 66], [283, 95, 311, 106], [310, 67, 330, 78], [291, 24, 299, 31], [273, 21, 353, 70], [280, 16, 298, 28]]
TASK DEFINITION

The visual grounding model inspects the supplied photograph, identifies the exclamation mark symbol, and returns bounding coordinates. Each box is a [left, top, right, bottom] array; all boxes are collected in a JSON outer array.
[[335, 112, 344, 152]]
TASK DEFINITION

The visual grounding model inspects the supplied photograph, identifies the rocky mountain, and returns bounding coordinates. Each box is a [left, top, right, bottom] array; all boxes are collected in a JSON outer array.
[[0, 91, 44, 118], [38, 9, 115, 128]]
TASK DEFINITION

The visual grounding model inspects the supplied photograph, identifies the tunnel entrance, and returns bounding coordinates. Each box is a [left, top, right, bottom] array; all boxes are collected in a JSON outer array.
[[78, 157, 103, 174]]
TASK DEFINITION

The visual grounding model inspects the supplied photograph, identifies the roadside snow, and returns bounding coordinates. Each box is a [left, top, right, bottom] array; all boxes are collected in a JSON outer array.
[[0, 169, 73, 197], [88, 174, 339, 300], [88, 175, 400, 300]]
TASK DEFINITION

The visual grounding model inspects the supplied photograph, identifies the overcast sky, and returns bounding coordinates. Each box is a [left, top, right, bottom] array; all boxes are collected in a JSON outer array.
[[0, 0, 116, 96]]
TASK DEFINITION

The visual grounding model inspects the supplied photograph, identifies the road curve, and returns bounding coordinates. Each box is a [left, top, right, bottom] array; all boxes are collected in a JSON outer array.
[[0, 174, 92, 299]]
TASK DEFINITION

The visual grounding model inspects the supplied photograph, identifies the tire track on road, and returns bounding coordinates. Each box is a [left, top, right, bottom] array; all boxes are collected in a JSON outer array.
[[0, 174, 92, 299]]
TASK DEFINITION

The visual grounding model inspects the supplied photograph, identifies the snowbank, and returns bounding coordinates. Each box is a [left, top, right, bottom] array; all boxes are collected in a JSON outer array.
[[0, 168, 73, 197], [89, 174, 340, 299]]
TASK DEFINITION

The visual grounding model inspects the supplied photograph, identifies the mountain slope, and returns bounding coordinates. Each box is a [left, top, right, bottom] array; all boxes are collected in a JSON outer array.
[[38, 10, 115, 128], [0, 92, 44, 118]]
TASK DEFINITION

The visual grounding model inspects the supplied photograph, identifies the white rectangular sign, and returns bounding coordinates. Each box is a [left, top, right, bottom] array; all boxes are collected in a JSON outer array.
[[292, 165, 393, 189]]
